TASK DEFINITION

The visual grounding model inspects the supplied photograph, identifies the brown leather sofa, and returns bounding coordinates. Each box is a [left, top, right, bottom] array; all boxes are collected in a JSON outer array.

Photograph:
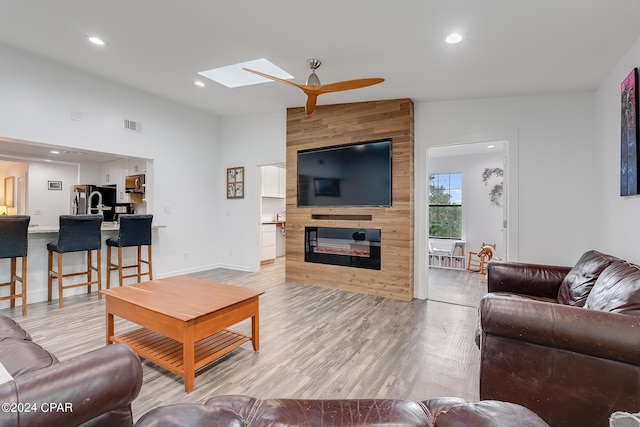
[[0, 315, 142, 427], [478, 250, 640, 427], [134, 394, 549, 426]]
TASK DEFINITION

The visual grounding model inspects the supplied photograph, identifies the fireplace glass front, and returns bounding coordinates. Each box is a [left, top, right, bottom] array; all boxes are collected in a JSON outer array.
[[304, 226, 381, 270]]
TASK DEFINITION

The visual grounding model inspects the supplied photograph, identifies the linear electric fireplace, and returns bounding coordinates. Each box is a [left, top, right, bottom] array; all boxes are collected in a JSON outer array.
[[305, 227, 381, 270]]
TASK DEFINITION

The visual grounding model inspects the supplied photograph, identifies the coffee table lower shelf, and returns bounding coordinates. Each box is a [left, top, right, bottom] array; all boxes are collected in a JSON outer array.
[[110, 327, 251, 378]]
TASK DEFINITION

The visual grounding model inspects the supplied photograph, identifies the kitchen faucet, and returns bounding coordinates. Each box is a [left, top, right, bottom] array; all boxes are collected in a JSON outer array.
[[88, 190, 104, 216]]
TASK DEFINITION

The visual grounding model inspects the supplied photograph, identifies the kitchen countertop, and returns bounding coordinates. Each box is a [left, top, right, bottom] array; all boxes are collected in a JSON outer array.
[[28, 223, 166, 234], [261, 221, 286, 225]]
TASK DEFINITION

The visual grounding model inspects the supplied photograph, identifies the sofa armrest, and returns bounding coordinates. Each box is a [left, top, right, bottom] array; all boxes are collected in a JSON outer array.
[[0, 343, 142, 427], [480, 293, 640, 364], [487, 260, 571, 298]]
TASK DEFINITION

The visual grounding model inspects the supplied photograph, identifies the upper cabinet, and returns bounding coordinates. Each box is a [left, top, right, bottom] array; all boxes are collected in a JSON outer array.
[[127, 158, 147, 174], [101, 159, 128, 203], [262, 166, 286, 198], [100, 158, 148, 203]]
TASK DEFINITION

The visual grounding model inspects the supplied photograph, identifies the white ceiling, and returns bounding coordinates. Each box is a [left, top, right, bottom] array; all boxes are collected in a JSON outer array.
[[2, 1, 640, 118]]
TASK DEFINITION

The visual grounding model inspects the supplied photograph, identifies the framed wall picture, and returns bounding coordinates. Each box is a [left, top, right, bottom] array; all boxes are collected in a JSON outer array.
[[621, 68, 639, 196], [227, 166, 244, 199], [48, 180, 62, 191]]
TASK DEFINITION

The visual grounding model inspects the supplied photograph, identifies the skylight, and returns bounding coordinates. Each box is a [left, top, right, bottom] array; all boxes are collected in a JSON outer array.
[[198, 58, 293, 88]]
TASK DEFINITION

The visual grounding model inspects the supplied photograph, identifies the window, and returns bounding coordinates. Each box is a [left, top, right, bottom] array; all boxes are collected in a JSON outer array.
[[429, 173, 462, 239]]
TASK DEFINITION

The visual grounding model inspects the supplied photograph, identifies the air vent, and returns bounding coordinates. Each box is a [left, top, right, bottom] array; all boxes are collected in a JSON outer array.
[[123, 119, 143, 132]]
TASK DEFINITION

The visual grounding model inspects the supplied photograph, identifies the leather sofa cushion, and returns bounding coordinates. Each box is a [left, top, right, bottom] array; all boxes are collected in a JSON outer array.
[[431, 400, 547, 427], [0, 340, 58, 377], [219, 397, 432, 426], [0, 316, 31, 341], [135, 395, 550, 426], [557, 250, 622, 306], [585, 261, 640, 314]]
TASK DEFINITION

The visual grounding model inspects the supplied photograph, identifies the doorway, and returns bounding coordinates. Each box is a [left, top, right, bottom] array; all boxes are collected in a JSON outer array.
[[426, 140, 511, 306], [258, 163, 286, 269]]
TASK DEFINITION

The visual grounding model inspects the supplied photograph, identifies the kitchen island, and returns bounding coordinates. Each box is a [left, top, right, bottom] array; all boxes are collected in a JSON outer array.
[[27, 222, 122, 234], [0, 223, 165, 311]]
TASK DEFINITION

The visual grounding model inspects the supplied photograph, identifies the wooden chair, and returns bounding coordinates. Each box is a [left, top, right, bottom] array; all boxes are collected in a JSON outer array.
[[0, 216, 30, 316], [467, 242, 496, 274]]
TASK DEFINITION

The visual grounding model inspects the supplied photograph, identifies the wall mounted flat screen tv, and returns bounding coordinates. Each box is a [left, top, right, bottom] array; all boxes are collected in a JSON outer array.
[[297, 139, 392, 207]]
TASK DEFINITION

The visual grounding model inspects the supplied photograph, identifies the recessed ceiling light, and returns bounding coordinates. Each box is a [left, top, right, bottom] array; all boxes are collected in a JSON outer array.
[[50, 150, 60, 154], [88, 36, 106, 46], [194, 81, 205, 87], [445, 33, 463, 44], [487, 144, 496, 149], [198, 58, 293, 88]]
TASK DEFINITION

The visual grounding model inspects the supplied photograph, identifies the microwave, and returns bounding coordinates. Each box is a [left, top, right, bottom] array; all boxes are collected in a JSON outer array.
[[125, 174, 145, 193]]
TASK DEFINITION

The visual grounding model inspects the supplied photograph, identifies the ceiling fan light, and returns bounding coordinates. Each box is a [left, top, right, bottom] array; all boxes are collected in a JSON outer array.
[[306, 72, 320, 86]]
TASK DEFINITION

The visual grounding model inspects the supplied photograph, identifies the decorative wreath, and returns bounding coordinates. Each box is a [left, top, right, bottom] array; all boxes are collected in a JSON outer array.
[[482, 167, 504, 208]]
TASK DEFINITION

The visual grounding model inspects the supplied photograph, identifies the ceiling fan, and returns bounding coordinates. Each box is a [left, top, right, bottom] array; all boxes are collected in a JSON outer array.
[[244, 59, 384, 115]]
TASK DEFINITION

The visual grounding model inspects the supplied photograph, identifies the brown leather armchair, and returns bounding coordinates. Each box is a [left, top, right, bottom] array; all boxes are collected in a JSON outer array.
[[478, 251, 640, 427], [0, 343, 142, 427]]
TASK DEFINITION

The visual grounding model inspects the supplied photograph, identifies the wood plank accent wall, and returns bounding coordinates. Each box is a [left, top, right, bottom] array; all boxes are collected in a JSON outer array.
[[285, 98, 414, 301]]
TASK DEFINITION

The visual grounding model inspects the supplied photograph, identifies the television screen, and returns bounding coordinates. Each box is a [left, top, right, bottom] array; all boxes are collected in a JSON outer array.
[[297, 139, 392, 207]]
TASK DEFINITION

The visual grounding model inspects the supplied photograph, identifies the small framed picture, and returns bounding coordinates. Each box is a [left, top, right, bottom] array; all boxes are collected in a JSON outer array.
[[227, 166, 244, 199], [48, 180, 62, 191]]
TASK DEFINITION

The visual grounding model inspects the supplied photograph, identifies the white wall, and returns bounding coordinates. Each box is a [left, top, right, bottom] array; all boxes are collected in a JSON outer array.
[[595, 35, 640, 264], [429, 151, 505, 259], [27, 162, 78, 227], [0, 42, 222, 284], [416, 92, 598, 267], [218, 113, 287, 271]]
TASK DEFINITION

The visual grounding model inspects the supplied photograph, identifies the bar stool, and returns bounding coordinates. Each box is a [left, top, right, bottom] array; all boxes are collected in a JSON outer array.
[[47, 215, 103, 308], [0, 216, 30, 316], [106, 214, 153, 288]]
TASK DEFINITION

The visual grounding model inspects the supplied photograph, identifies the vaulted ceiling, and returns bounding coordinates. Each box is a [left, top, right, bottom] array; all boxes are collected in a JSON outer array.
[[2, 1, 640, 117]]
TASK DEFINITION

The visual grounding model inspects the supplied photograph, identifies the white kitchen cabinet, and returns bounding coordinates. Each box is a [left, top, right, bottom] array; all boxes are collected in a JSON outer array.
[[261, 166, 285, 198], [100, 159, 128, 203], [127, 158, 147, 174], [261, 224, 277, 262], [278, 167, 286, 198]]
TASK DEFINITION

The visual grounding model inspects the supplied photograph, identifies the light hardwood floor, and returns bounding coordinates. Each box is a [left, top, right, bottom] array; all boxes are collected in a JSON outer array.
[[428, 266, 488, 308], [1, 259, 485, 421]]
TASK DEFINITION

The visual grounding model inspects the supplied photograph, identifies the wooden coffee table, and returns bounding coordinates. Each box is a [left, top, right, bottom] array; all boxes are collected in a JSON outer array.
[[101, 276, 264, 392]]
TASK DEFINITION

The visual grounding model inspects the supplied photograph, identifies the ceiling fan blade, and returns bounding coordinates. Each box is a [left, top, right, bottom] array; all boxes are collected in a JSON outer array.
[[305, 94, 318, 115], [243, 68, 304, 89], [314, 78, 385, 94], [245, 67, 384, 116]]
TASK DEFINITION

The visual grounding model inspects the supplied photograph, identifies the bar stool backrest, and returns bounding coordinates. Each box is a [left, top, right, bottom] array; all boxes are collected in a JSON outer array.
[[0, 216, 30, 259], [117, 215, 153, 247], [57, 215, 103, 253]]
